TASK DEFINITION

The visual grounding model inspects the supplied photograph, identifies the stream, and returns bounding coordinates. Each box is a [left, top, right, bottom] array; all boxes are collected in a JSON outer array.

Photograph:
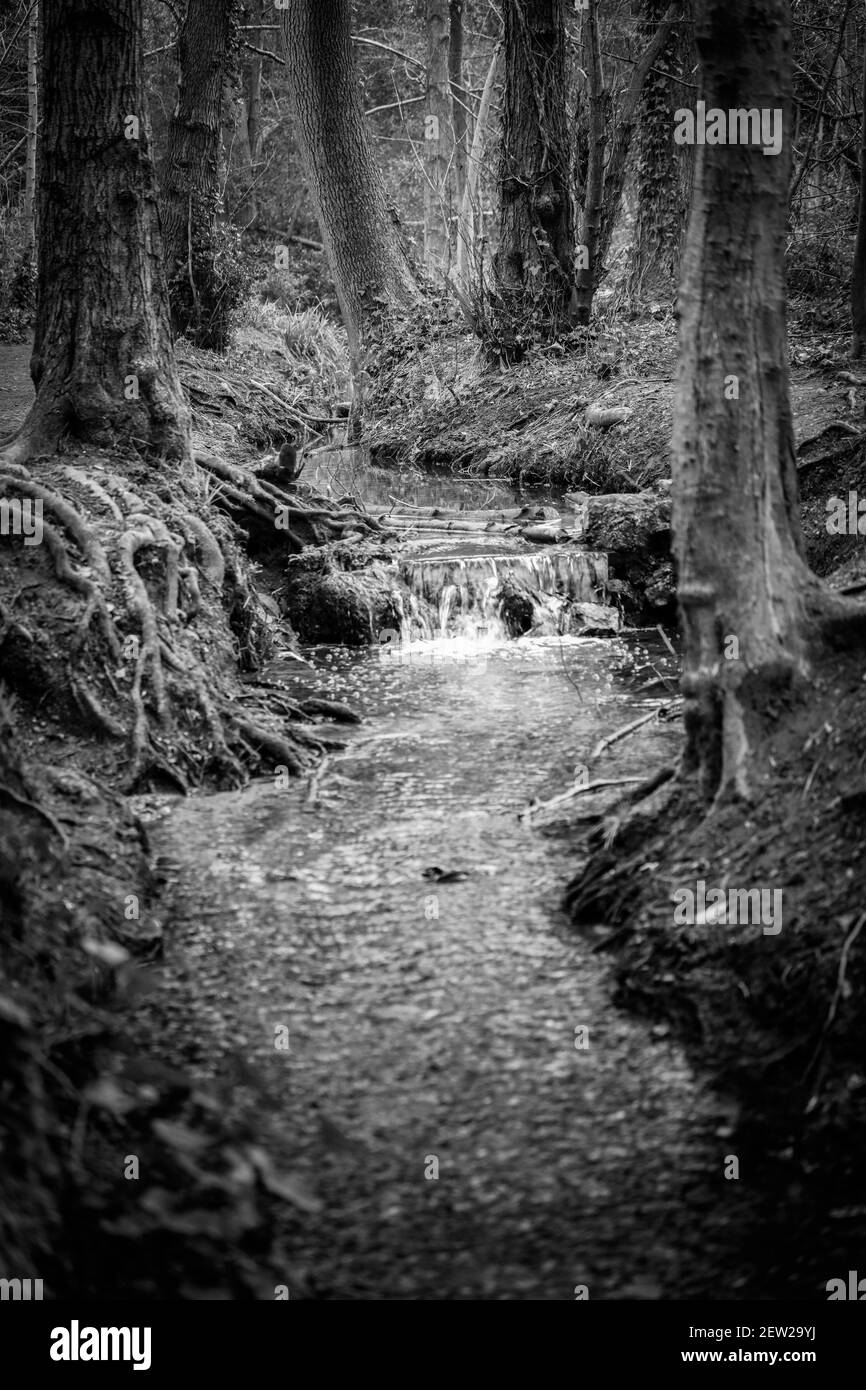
[[131, 453, 745, 1300]]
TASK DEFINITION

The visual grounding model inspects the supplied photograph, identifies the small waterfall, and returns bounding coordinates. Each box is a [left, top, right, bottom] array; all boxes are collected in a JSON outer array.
[[397, 549, 610, 643]]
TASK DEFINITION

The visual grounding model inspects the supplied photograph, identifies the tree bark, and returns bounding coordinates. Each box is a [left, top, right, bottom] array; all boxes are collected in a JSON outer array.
[[590, 3, 679, 305], [575, 0, 604, 323], [160, 0, 239, 349], [455, 42, 500, 292], [626, 0, 694, 303], [23, 0, 38, 256], [5, 0, 189, 462], [494, 0, 576, 331], [673, 0, 814, 801], [235, 2, 264, 231], [424, 0, 452, 275], [850, 27, 866, 356], [449, 0, 468, 204], [279, 0, 419, 357]]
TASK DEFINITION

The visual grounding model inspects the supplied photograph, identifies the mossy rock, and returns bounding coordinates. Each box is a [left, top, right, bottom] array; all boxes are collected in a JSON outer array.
[[284, 563, 403, 646]]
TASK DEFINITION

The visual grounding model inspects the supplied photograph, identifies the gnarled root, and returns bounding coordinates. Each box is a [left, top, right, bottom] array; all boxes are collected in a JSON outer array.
[[194, 451, 387, 552], [232, 716, 309, 777], [1, 455, 337, 793]]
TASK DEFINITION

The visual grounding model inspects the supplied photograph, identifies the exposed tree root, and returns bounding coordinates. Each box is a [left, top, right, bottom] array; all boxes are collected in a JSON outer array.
[[174, 512, 225, 587], [62, 466, 124, 521], [0, 471, 112, 584], [39, 520, 120, 660], [0, 449, 335, 792], [0, 416, 63, 469], [0, 781, 69, 847], [297, 697, 362, 724], [194, 452, 387, 551], [811, 587, 866, 647], [69, 677, 126, 740], [118, 524, 169, 722], [232, 717, 309, 777]]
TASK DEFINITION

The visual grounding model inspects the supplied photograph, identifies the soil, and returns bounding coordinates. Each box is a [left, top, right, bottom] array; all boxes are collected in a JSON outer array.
[[565, 644, 866, 1299]]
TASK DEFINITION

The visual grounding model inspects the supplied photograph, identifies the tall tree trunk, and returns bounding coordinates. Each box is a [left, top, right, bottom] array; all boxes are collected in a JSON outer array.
[[455, 42, 500, 293], [449, 0, 467, 205], [626, 0, 694, 304], [494, 0, 576, 332], [243, 52, 263, 226], [160, 0, 238, 350], [235, 1, 264, 233], [850, 32, 866, 356], [4, 0, 189, 462], [583, 1, 679, 317], [424, 0, 452, 275], [575, 0, 604, 323], [23, 0, 38, 256], [279, 0, 419, 360], [673, 0, 814, 800]]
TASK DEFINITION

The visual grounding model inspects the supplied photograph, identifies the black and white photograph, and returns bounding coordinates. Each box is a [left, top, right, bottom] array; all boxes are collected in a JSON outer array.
[[0, 0, 863, 1349]]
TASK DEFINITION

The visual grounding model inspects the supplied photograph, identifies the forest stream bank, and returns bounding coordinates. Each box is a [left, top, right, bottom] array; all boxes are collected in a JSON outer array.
[[2, 329, 865, 1299]]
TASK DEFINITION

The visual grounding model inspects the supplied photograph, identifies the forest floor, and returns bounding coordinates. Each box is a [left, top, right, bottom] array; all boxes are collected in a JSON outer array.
[[2, 303, 866, 1298]]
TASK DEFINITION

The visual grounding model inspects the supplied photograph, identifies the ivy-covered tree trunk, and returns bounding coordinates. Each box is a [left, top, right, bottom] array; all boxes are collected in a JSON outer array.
[[279, 0, 419, 358], [160, 0, 241, 351], [494, 0, 576, 335], [673, 0, 816, 800], [626, 0, 694, 304], [581, 1, 679, 321], [3, 0, 189, 462]]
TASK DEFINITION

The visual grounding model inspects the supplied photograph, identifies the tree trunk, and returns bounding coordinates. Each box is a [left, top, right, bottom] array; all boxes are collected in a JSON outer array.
[[851, 31, 866, 356], [23, 0, 38, 255], [455, 42, 500, 293], [626, 0, 694, 304], [589, 3, 679, 310], [449, 0, 467, 205], [575, 1, 604, 323], [424, 0, 452, 275], [673, 0, 815, 801], [160, 0, 239, 350], [4, 0, 189, 462], [279, 0, 419, 358], [235, 6, 264, 233], [494, 0, 576, 332]]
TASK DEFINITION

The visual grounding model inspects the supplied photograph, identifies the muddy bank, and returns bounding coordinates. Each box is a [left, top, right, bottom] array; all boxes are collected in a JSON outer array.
[[366, 317, 866, 503], [366, 323, 675, 492]]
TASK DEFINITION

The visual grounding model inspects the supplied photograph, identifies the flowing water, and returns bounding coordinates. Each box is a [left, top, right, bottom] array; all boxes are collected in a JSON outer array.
[[398, 548, 610, 641], [135, 453, 740, 1299]]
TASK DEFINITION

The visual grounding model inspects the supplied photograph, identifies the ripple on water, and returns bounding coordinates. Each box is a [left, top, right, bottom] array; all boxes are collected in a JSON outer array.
[[134, 632, 738, 1298]]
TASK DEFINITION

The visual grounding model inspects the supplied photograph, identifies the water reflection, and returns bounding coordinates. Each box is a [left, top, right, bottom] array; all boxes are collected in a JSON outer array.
[[304, 446, 558, 512]]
